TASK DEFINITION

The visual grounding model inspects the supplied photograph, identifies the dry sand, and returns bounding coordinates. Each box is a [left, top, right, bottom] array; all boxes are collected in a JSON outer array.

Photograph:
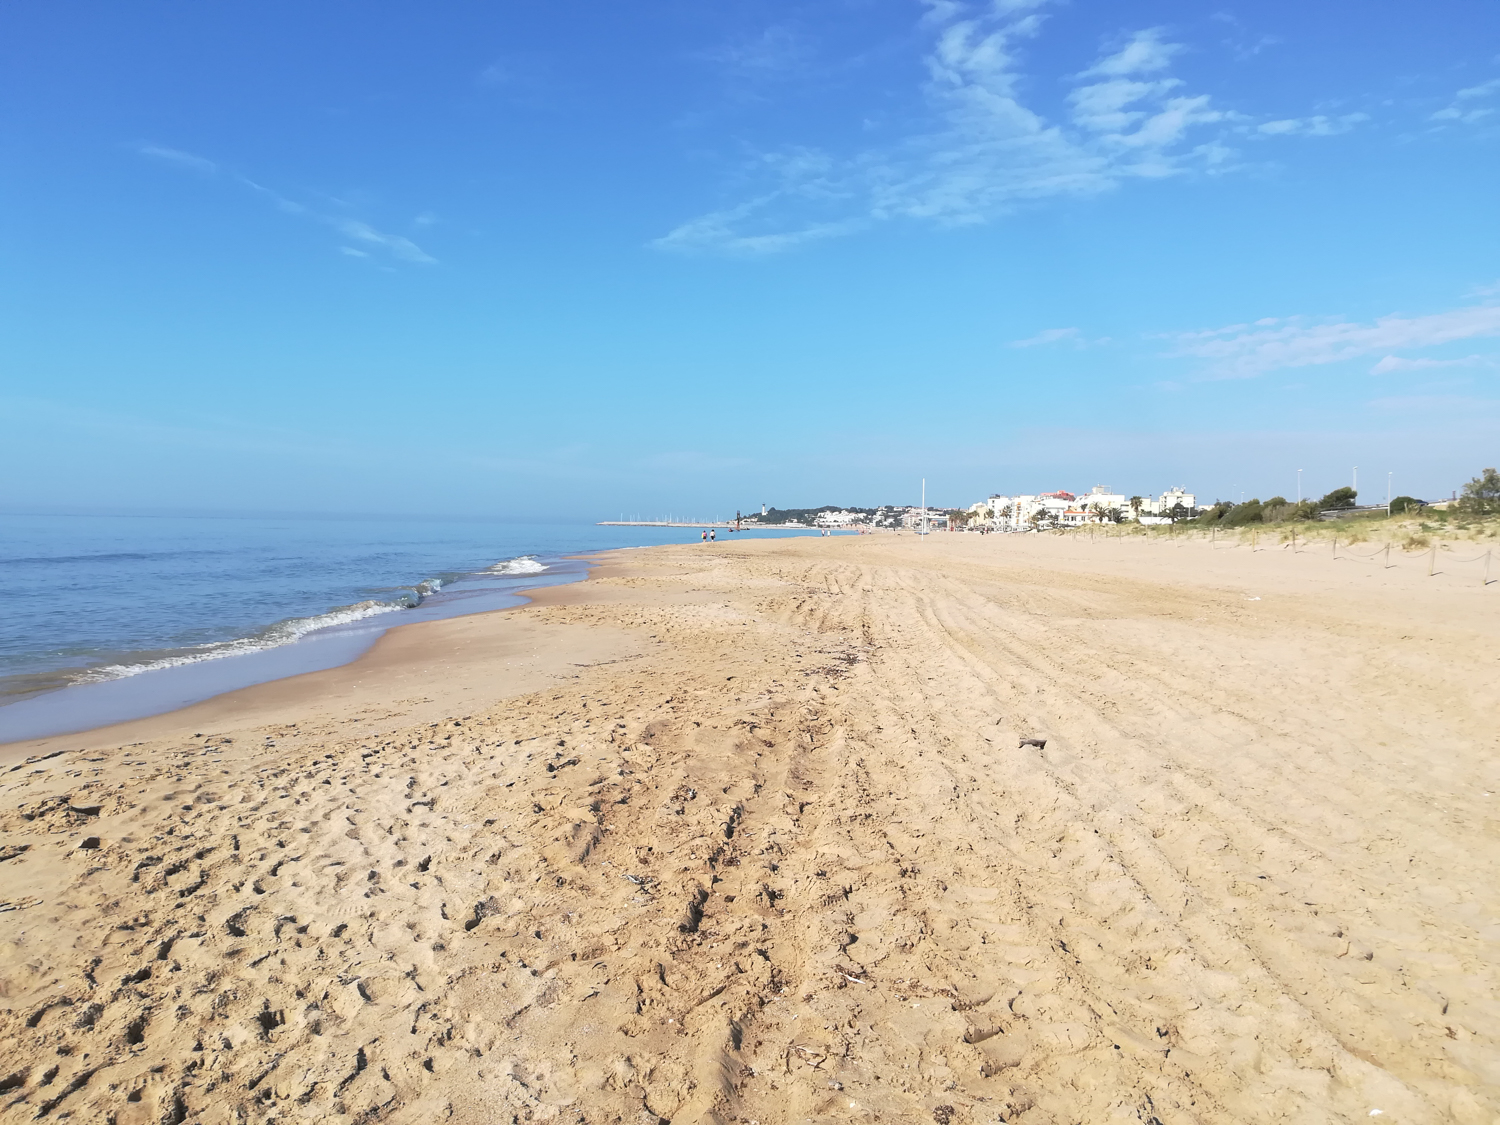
[[0, 533, 1496, 1125]]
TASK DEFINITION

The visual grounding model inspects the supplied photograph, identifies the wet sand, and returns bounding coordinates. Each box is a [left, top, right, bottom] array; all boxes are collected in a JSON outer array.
[[0, 534, 1496, 1124]]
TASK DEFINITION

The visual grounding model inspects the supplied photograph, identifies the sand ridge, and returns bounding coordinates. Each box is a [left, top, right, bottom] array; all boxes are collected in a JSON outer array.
[[0, 534, 1496, 1124]]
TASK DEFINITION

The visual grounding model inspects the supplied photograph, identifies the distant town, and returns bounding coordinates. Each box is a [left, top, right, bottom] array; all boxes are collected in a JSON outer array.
[[740, 481, 1434, 532], [743, 486, 1204, 531], [603, 471, 1500, 532]]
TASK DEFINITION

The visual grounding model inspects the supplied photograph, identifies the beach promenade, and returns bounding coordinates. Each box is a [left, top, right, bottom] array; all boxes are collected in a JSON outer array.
[[0, 534, 1495, 1124]]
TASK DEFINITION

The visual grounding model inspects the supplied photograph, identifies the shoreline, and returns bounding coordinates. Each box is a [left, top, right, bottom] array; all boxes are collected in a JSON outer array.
[[0, 552, 630, 768], [8, 524, 1494, 761], [0, 554, 585, 746], [0, 533, 1494, 1124], [0, 525, 862, 744]]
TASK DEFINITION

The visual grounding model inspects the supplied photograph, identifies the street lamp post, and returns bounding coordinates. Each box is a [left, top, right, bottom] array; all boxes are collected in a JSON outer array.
[[1297, 469, 1302, 504]]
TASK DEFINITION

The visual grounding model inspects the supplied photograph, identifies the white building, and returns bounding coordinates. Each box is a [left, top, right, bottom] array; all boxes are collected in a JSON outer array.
[[902, 509, 949, 531], [1139, 487, 1197, 517], [813, 510, 865, 527], [1078, 486, 1127, 518], [976, 485, 1197, 528], [985, 493, 1073, 530]]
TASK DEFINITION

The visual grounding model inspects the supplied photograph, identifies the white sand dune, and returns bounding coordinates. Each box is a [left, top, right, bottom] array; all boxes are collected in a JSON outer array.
[[0, 533, 1495, 1124]]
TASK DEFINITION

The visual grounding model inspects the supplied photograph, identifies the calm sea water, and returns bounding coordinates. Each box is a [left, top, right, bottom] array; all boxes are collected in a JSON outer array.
[[0, 514, 832, 741]]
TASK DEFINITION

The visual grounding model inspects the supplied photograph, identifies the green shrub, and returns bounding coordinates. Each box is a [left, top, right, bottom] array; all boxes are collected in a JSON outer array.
[[1223, 499, 1264, 527], [1264, 499, 1317, 522], [1318, 486, 1357, 510], [1459, 468, 1500, 516], [1389, 495, 1423, 514], [1195, 501, 1233, 525]]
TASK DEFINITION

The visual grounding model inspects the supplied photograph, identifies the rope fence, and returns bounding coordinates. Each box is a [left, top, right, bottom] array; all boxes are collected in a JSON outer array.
[[1086, 525, 1495, 586]]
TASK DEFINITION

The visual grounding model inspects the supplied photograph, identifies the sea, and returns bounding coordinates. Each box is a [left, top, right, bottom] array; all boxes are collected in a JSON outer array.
[[0, 514, 834, 743]]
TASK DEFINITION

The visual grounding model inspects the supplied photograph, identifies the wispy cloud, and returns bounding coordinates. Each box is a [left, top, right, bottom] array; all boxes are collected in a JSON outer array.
[[1169, 298, 1500, 378], [1431, 77, 1500, 125], [1210, 12, 1279, 61], [1253, 112, 1369, 137], [334, 219, 436, 264], [138, 145, 435, 265], [655, 7, 1242, 254], [1080, 27, 1181, 77], [139, 145, 219, 174], [476, 53, 559, 104], [700, 24, 814, 80], [1011, 327, 1080, 347], [1370, 354, 1494, 374]]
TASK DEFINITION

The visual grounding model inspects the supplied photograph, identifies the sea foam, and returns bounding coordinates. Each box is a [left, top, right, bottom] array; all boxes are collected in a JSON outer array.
[[75, 598, 411, 682], [65, 554, 549, 685], [488, 555, 548, 575]]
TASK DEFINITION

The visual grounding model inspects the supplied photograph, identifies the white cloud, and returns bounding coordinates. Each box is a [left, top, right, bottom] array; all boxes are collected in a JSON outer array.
[[655, 5, 1234, 254], [139, 145, 218, 175], [1068, 78, 1182, 133], [140, 147, 435, 265], [1170, 299, 1500, 378], [1254, 112, 1369, 137], [1082, 28, 1182, 77], [1432, 77, 1500, 124], [651, 148, 867, 255], [1370, 354, 1493, 374], [652, 207, 862, 255], [335, 220, 436, 264], [1010, 327, 1080, 347]]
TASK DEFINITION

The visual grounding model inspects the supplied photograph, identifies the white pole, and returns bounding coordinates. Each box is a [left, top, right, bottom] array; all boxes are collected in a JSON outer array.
[[1353, 466, 1358, 494], [1297, 469, 1302, 504]]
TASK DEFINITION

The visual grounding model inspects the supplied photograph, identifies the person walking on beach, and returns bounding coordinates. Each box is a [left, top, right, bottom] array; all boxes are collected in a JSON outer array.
[[710, 529, 716, 542], [701, 529, 707, 543]]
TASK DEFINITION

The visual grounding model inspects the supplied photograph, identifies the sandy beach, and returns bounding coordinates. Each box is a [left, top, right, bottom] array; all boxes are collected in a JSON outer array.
[[1, 532, 1496, 1125]]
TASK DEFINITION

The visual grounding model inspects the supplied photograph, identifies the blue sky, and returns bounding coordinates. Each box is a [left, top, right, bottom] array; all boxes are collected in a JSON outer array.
[[3, 0, 1497, 516]]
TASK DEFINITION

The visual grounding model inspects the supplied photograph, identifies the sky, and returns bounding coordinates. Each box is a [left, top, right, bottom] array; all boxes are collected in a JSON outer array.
[[2, 0, 1497, 517]]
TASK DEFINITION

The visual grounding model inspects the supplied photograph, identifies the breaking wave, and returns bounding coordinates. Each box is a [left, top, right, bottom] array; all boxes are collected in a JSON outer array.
[[74, 598, 412, 683], [63, 554, 552, 686], [488, 555, 548, 576]]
